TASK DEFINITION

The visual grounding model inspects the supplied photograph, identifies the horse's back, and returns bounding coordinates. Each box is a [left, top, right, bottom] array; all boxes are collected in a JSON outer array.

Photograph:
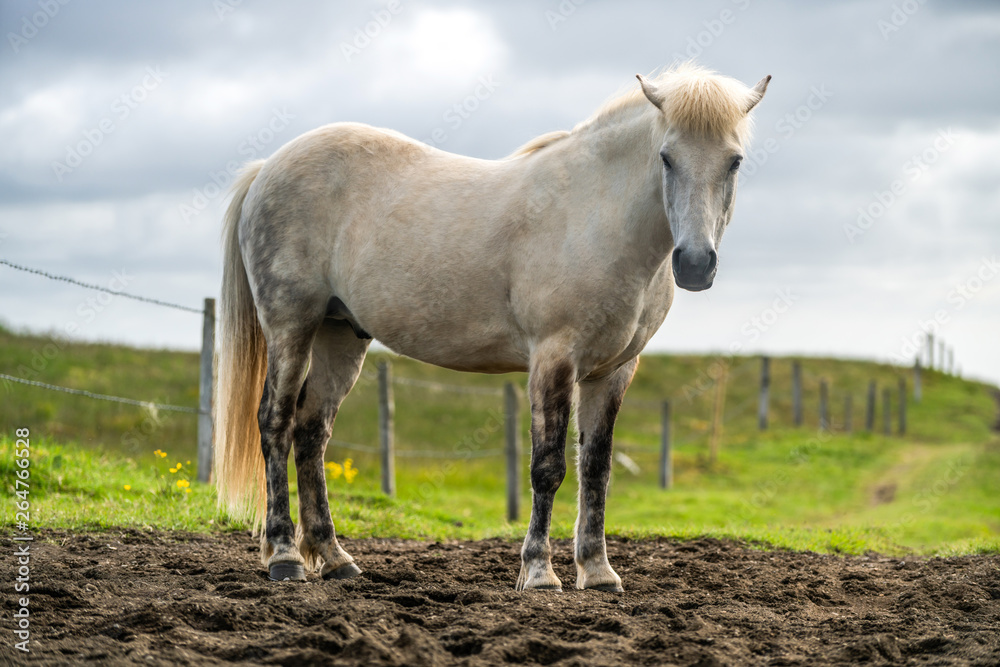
[[238, 122, 531, 372]]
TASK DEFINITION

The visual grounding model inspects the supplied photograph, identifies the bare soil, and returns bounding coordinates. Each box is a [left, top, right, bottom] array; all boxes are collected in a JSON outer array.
[[3, 531, 999, 666]]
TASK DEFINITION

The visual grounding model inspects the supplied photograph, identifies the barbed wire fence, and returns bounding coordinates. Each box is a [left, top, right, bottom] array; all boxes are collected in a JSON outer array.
[[1, 258, 957, 521]]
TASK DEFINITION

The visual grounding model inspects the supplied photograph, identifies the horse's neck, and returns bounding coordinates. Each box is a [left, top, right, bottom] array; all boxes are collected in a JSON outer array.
[[548, 105, 672, 277]]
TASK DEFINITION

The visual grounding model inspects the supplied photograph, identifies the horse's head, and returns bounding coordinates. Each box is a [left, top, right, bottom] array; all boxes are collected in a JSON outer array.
[[637, 68, 769, 292]]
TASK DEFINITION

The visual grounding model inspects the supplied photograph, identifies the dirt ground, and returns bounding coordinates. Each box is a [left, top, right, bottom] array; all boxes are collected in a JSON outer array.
[[2, 531, 999, 666]]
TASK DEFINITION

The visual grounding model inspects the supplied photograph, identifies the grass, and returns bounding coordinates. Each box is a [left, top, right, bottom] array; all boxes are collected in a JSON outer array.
[[1, 324, 998, 555]]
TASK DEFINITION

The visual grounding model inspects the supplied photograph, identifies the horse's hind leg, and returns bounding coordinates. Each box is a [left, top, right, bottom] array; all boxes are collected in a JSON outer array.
[[293, 320, 369, 580], [256, 309, 325, 582], [574, 357, 637, 592]]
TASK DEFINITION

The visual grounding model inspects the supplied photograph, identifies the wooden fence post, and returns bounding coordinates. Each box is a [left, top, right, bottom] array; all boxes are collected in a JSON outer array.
[[819, 380, 829, 431], [926, 333, 935, 370], [898, 377, 907, 435], [378, 360, 395, 497], [865, 380, 876, 431], [913, 356, 922, 403], [947, 348, 954, 376], [197, 297, 215, 484], [758, 356, 770, 431], [938, 340, 946, 373], [882, 387, 892, 436], [709, 364, 728, 464], [660, 400, 672, 490], [792, 360, 803, 427], [843, 394, 853, 433], [504, 382, 521, 521]]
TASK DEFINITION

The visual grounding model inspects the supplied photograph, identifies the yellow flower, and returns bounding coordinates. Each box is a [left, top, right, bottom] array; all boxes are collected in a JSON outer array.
[[123, 485, 131, 491], [344, 459, 358, 483], [169, 468, 177, 473], [176, 462, 182, 469], [325, 461, 343, 479], [186, 460, 191, 465], [184, 488, 191, 494], [176, 479, 190, 489]]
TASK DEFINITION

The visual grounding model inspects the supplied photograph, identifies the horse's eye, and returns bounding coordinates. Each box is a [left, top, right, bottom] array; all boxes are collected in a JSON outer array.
[[730, 156, 743, 172], [660, 151, 672, 170]]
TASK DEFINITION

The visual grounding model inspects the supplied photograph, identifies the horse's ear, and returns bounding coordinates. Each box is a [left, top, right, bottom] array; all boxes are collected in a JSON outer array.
[[745, 75, 771, 113], [636, 74, 664, 109]]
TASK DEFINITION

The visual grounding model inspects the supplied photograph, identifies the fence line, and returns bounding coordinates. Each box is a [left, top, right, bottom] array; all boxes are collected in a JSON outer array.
[[0, 259, 203, 314], [2, 255, 955, 515], [391, 375, 504, 396], [0, 372, 200, 414]]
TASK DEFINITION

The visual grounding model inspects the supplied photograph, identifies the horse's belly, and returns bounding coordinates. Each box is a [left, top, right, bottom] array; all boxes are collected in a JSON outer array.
[[348, 282, 529, 374]]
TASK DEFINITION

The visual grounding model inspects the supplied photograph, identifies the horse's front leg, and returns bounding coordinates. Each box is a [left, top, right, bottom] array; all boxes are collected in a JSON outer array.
[[574, 357, 637, 592], [516, 349, 575, 592]]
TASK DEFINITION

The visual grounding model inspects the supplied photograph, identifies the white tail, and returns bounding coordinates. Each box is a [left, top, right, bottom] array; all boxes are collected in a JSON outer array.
[[214, 160, 267, 530]]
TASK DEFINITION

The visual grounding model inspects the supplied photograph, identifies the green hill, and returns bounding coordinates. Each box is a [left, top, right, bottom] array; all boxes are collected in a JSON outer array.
[[1, 324, 997, 555]]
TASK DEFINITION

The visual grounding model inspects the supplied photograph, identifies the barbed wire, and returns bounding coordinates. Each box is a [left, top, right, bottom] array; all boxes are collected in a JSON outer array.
[[0, 259, 203, 314], [0, 373, 201, 414]]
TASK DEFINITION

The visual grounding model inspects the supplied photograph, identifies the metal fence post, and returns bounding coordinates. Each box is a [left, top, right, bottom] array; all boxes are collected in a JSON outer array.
[[378, 360, 395, 497], [504, 382, 521, 521], [660, 400, 672, 490], [197, 297, 215, 483]]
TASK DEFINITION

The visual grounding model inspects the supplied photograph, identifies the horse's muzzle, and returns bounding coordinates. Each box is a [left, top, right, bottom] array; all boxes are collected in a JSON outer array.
[[672, 246, 717, 292]]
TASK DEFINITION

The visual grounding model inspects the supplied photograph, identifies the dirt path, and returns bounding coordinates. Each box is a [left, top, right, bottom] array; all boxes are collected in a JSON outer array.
[[3, 530, 999, 665]]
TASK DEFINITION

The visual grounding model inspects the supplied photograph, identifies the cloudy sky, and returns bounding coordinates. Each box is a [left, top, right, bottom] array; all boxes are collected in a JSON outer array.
[[1, 0, 998, 386]]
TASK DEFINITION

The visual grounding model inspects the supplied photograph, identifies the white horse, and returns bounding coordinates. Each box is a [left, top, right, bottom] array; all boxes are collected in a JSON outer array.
[[214, 64, 769, 589]]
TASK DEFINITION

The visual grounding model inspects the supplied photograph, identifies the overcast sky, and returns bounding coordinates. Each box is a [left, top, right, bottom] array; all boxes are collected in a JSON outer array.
[[1, 0, 998, 387]]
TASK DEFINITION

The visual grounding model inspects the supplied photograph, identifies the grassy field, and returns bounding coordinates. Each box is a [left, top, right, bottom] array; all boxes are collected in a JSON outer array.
[[1, 323, 998, 555]]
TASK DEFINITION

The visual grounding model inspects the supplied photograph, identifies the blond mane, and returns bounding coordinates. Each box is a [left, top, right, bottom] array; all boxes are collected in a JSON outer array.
[[508, 63, 756, 158]]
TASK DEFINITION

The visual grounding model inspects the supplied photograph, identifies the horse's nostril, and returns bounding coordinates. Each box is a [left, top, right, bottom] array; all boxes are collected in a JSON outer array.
[[706, 249, 718, 274], [671, 247, 683, 268]]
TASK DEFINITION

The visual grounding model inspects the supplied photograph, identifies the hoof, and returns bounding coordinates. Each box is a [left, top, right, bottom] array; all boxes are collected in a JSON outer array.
[[587, 583, 624, 593], [525, 584, 562, 592], [322, 562, 362, 581], [269, 562, 306, 582]]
